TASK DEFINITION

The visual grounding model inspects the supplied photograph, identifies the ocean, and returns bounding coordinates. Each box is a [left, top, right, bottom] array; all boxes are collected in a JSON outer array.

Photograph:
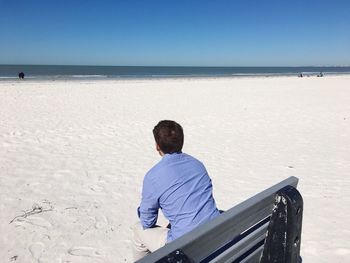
[[1, 65, 350, 80]]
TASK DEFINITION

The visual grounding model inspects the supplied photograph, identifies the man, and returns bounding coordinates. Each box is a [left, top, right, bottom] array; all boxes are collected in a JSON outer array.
[[132, 120, 220, 260]]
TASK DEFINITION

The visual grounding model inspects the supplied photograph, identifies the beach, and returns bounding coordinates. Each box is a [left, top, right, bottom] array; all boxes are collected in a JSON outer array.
[[1, 75, 349, 262]]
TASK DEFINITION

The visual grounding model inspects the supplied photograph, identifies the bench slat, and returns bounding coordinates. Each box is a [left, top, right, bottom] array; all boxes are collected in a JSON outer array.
[[208, 220, 268, 263], [189, 206, 271, 262]]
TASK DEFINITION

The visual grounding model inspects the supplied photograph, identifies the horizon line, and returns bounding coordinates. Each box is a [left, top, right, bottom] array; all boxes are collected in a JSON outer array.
[[1, 64, 350, 68]]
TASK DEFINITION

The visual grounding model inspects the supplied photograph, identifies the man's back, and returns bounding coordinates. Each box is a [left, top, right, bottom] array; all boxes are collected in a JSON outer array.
[[139, 152, 220, 242]]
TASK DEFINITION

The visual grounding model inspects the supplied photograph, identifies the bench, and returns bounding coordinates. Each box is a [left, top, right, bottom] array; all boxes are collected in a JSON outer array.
[[136, 176, 303, 263]]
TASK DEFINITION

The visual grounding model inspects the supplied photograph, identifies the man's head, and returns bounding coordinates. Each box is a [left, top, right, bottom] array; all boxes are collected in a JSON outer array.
[[153, 120, 184, 155]]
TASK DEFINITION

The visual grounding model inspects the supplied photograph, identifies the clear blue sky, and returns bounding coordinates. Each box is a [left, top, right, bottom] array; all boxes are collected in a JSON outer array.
[[0, 0, 349, 66]]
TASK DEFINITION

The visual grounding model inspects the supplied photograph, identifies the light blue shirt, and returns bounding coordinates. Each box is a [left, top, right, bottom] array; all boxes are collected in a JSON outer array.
[[139, 152, 220, 242]]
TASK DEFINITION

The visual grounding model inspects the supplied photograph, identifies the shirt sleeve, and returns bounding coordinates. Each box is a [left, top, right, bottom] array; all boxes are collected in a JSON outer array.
[[139, 174, 159, 229]]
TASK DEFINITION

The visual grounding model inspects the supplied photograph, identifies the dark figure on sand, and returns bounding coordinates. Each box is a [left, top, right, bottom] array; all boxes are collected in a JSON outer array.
[[18, 72, 25, 79]]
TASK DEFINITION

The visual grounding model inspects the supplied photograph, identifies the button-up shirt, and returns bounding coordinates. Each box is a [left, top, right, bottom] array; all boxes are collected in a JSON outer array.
[[139, 152, 220, 242]]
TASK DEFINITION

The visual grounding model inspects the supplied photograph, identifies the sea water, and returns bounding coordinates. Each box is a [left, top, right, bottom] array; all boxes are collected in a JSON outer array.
[[1, 65, 350, 80]]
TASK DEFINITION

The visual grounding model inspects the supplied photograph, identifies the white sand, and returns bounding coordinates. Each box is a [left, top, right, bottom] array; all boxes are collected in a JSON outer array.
[[0, 76, 349, 262]]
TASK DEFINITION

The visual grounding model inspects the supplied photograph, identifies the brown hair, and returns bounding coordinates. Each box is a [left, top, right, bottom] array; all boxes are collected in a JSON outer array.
[[153, 120, 184, 154]]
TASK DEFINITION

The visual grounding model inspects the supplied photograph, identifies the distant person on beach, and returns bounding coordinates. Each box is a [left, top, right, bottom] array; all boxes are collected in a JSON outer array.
[[132, 120, 220, 260], [18, 72, 25, 79]]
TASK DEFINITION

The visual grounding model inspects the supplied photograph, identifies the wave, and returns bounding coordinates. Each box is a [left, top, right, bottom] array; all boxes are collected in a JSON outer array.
[[71, 75, 107, 78]]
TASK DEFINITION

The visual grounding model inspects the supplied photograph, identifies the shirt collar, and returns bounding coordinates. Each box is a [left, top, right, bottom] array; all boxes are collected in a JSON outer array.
[[162, 152, 183, 159]]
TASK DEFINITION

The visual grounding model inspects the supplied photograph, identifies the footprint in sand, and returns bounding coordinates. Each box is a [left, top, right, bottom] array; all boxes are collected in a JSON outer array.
[[68, 246, 105, 258], [89, 184, 105, 192], [29, 242, 45, 260], [94, 215, 108, 229], [17, 216, 52, 229]]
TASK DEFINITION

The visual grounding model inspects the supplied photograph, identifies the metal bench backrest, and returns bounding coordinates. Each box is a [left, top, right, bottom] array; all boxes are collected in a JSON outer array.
[[136, 176, 299, 263]]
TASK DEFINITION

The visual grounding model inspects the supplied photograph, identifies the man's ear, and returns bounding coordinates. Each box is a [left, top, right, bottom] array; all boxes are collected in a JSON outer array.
[[156, 144, 164, 156]]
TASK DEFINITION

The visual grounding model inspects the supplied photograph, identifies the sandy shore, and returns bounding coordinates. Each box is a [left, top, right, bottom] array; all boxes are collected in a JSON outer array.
[[1, 76, 349, 262]]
